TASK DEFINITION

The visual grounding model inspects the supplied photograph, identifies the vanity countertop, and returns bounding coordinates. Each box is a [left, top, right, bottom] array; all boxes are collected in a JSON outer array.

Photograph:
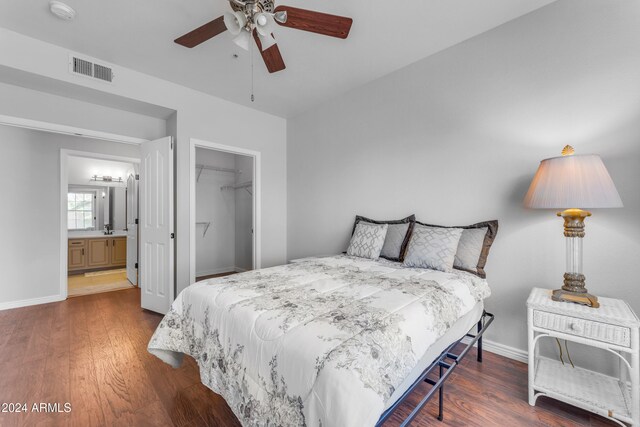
[[69, 231, 127, 239]]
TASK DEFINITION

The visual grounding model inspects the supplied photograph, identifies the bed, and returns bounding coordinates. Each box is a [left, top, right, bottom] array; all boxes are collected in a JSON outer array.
[[148, 254, 491, 426]]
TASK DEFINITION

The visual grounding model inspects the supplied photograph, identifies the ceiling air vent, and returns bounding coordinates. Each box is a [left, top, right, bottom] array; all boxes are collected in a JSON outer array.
[[93, 64, 113, 82], [69, 54, 115, 84], [72, 57, 93, 77]]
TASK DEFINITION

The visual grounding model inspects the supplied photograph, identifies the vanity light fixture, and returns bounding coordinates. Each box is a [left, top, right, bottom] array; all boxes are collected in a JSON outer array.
[[91, 175, 123, 183]]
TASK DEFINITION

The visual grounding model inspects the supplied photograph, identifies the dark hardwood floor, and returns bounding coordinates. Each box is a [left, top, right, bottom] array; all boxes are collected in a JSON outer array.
[[0, 288, 616, 427]]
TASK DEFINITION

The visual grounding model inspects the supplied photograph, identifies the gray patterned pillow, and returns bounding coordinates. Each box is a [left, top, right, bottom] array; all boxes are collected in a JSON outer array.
[[361, 221, 410, 261], [352, 215, 415, 261], [454, 228, 488, 271], [416, 220, 498, 278], [403, 224, 463, 272], [347, 222, 388, 260]]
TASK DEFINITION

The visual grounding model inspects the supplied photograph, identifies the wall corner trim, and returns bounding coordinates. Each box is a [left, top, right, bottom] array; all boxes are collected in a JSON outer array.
[[0, 114, 149, 145]]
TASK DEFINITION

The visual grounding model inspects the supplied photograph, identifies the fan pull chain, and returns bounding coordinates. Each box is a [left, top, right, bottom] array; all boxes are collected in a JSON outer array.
[[250, 35, 255, 102]]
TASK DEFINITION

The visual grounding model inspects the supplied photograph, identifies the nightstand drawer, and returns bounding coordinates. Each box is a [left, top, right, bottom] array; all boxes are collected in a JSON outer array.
[[533, 310, 631, 347]]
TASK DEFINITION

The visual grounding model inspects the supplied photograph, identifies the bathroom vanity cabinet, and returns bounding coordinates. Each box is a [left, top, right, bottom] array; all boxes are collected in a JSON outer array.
[[68, 236, 127, 273]]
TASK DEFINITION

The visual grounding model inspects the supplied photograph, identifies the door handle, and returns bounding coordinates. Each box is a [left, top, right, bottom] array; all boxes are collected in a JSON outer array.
[[106, 240, 108, 247], [82, 248, 85, 256]]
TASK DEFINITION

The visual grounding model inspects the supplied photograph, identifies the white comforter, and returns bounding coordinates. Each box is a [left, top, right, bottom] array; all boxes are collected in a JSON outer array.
[[148, 255, 490, 427]]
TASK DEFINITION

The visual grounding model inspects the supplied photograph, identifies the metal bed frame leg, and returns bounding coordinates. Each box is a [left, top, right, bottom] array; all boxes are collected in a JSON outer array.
[[477, 319, 483, 363], [437, 364, 444, 421], [375, 311, 494, 427]]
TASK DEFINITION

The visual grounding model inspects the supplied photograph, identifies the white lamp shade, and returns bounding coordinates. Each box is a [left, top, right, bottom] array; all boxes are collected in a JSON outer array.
[[232, 30, 251, 51], [257, 32, 276, 51], [523, 154, 623, 209], [254, 12, 275, 37], [224, 11, 246, 35]]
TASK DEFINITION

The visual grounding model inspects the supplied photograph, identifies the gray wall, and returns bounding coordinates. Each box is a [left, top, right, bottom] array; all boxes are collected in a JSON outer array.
[[0, 125, 141, 305], [0, 81, 166, 140], [0, 28, 288, 302], [287, 0, 640, 362]]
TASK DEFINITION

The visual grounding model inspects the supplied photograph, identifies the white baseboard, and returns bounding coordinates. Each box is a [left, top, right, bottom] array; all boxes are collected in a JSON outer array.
[[196, 266, 237, 277], [196, 266, 252, 278], [0, 294, 65, 311], [462, 336, 528, 364]]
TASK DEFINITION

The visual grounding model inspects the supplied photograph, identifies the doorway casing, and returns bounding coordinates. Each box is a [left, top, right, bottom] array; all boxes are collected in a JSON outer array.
[[189, 138, 262, 284]]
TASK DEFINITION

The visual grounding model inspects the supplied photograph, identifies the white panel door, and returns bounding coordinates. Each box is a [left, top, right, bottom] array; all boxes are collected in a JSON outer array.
[[126, 173, 138, 286], [140, 136, 174, 314]]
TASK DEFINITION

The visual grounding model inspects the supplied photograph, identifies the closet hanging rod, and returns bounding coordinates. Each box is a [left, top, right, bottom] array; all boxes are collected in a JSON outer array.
[[220, 181, 252, 191], [196, 164, 240, 174], [196, 164, 241, 182]]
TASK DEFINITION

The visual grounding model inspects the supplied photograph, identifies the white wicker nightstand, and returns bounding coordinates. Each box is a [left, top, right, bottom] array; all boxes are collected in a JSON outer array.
[[527, 288, 639, 426]]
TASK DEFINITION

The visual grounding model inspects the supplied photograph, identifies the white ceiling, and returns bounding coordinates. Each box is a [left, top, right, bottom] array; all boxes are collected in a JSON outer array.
[[0, 0, 555, 118]]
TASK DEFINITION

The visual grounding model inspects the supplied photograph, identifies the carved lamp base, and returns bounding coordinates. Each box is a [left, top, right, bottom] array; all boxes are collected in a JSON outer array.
[[551, 209, 600, 308], [552, 288, 600, 308]]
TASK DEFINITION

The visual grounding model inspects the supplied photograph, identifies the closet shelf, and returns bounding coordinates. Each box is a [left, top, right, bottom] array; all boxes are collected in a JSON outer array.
[[196, 164, 241, 182], [196, 222, 211, 237], [221, 181, 253, 196]]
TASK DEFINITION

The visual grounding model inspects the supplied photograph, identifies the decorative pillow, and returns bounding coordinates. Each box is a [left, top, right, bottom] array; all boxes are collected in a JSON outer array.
[[352, 215, 415, 261], [403, 224, 463, 272], [455, 228, 488, 271], [416, 220, 499, 278], [347, 222, 388, 260]]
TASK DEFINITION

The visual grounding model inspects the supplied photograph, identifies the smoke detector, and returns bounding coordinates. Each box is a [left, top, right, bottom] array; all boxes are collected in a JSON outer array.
[[49, 1, 76, 21]]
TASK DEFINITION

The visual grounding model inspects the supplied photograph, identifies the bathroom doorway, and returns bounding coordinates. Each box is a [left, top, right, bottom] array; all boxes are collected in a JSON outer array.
[[64, 154, 140, 297]]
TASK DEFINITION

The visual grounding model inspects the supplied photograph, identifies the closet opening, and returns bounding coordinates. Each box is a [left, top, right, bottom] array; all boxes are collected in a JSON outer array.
[[194, 146, 255, 282]]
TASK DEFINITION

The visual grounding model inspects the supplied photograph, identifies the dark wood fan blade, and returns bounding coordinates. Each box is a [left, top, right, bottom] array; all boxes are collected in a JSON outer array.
[[253, 31, 286, 73], [175, 16, 227, 48], [274, 6, 352, 39]]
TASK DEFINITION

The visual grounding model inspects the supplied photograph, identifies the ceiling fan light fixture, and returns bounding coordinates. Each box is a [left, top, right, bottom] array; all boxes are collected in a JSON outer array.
[[232, 30, 251, 51], [175, 2, 353, 74], [224, 11, 247, 35], [273, 10, 287, 24], [257, 32, 276, 51], [254, 12, 275, 37]]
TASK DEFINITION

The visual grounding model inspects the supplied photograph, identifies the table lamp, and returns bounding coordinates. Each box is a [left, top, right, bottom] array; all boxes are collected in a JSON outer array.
[[523, 145, 623, 308]]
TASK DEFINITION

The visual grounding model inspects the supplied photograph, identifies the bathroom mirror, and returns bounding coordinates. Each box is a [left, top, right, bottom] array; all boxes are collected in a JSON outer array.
[[67, 184, 127, 231]]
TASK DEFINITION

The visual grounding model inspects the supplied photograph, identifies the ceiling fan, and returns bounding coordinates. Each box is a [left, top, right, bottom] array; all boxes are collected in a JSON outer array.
[[174, 0, 353, 73]]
